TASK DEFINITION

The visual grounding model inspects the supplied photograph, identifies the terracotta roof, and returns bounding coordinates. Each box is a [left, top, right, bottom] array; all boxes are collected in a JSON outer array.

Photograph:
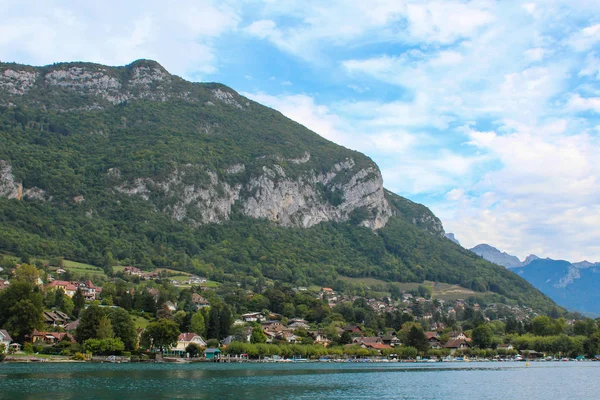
[[365, 343, 392, 350], [425, 332, 438, 339], [178, 332, 202, 342]]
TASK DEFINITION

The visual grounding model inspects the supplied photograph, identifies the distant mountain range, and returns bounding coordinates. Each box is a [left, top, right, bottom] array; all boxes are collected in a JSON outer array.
[[470, 244, 539, 269], [469, 242, 600, 315]]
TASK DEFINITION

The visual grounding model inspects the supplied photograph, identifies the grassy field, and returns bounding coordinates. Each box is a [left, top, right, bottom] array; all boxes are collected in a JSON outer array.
[[132, 316, 152, 329], [338, 276, 487, 301], [62, 260, 106, 278]]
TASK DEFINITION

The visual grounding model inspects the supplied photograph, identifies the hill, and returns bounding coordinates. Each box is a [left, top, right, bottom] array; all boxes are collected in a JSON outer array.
[[0, 60, 557, 313]]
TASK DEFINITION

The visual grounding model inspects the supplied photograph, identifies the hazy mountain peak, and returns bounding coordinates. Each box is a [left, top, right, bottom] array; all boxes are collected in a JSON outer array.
[[470, 243, 522, 268], [445, 233, 460, 245]]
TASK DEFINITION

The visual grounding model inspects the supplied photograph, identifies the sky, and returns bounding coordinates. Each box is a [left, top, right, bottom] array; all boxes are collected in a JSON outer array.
[[1, 0, 600, 262]]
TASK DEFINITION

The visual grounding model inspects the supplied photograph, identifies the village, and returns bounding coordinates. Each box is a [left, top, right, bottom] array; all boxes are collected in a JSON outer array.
[[3, 259, 593, 364]]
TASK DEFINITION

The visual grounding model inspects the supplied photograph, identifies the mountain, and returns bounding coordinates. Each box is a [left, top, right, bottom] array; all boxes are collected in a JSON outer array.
[[445, 233, 460, 245], [513, 259, 600, 315], [470, 244, 524, 268], [0, 60, 558, 312], [470, 242, 600, 314]]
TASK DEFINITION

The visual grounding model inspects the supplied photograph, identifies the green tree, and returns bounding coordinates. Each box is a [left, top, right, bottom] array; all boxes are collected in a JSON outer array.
[[14, 264, 41, 285], [406, 325, 428, 353], [191, 311, 206, 336], [106, 308, 137, 350], [250, 326, 267, 344], [185, 343, 203, 357], [0, 282, 44, 342], [141, 319, 180, 353], [73, 288, 86, 316], [97, 315, 114, 339], [76, 304, 106, 342], [472, 324, 494, 349], [84, 338, 125, 355]]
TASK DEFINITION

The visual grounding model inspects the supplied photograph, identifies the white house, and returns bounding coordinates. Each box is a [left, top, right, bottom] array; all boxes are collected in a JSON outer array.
[[173, 333, 207, 356], [0, 329, 12, 352]]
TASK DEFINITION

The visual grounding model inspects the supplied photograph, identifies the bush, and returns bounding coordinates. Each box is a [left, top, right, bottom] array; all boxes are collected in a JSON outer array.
[[73, 352, 85, 361], [130, 356, 141, 362], [24, 343, 34, 354]]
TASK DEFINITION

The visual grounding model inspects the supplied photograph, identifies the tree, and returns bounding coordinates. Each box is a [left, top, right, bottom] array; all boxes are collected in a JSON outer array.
[[14, 264, 41, 285], [532, 316, 553, 336], [250, 326, 267, 344], [406, 325, 428, 353], [0, 282, 44, 342], [106, 308, 137, 350], [191, 311, 206, 336], [338, 330, 352, 345], [141, 319, 180, 353], [185, 343, 203, 357], [6, 299, 44, 342], [472, 324, 494, 349], [76, 304, 106, 342], [97, 316, 114, 339], [84, 338, 125, 355], [73, 288, 85, 316]]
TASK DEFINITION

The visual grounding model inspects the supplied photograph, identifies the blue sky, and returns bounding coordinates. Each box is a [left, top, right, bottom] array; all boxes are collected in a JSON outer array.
[[2, 0, 600, 262]]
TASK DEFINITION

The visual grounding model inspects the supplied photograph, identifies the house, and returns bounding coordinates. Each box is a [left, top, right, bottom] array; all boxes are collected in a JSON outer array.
[[352, 336, 383, 346], [0, 280, 10, 291], [0, 329, 12, 352], [282, 332, 300, 343], [173, 333, 206, 356], [43, 311, 70, 327], [288, 320, 310, 330], [344, 325, 363, 334], [164, 301, 177, 312], [123, 266, 143, 276], [261, 321, 286, 332], [80, 280, 102, 300], [447, 331, 467, 341], [444, 338, 471, 353], [498, 344, 514, 351], [29, 329, 74, 345], [381, 333, 401, 347], [191, 294, 210, 309], [65, 320, 79, 332], [241, 312, 265, 323], [364, 342, 393, 352], [45, 280, 77, 297], [310, 329, 331, 346], [204, 348, 221, 360]]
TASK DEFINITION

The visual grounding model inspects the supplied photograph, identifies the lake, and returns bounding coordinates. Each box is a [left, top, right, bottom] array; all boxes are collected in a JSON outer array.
[[0, 362, 597, 399]]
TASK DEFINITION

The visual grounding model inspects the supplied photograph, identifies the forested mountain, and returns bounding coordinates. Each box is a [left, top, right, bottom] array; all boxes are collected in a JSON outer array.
[[0, 60, 557, 312]]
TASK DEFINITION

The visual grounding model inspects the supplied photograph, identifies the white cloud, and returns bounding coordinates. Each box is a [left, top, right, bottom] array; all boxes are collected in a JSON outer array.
[[569, 23, 600, 51], [405, 1, 494, 44], [0, 0, 239, 78], [567, 94, 600, 114]]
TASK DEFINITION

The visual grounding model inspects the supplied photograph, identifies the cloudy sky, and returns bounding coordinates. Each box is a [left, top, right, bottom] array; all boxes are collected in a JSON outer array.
[[2, 0, 600, 262]]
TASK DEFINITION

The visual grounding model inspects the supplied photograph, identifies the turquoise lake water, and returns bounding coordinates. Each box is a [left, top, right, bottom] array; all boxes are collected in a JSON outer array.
[[0, 362, 598, 399]]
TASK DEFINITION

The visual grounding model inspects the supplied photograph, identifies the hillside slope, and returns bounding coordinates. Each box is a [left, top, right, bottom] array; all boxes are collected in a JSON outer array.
[[0, 60, 557, 312]]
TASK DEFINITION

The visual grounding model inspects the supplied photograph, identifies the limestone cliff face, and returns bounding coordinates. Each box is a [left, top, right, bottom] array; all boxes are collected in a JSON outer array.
[[110, 156, 391, 230], [0, 160, 46, 201]]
